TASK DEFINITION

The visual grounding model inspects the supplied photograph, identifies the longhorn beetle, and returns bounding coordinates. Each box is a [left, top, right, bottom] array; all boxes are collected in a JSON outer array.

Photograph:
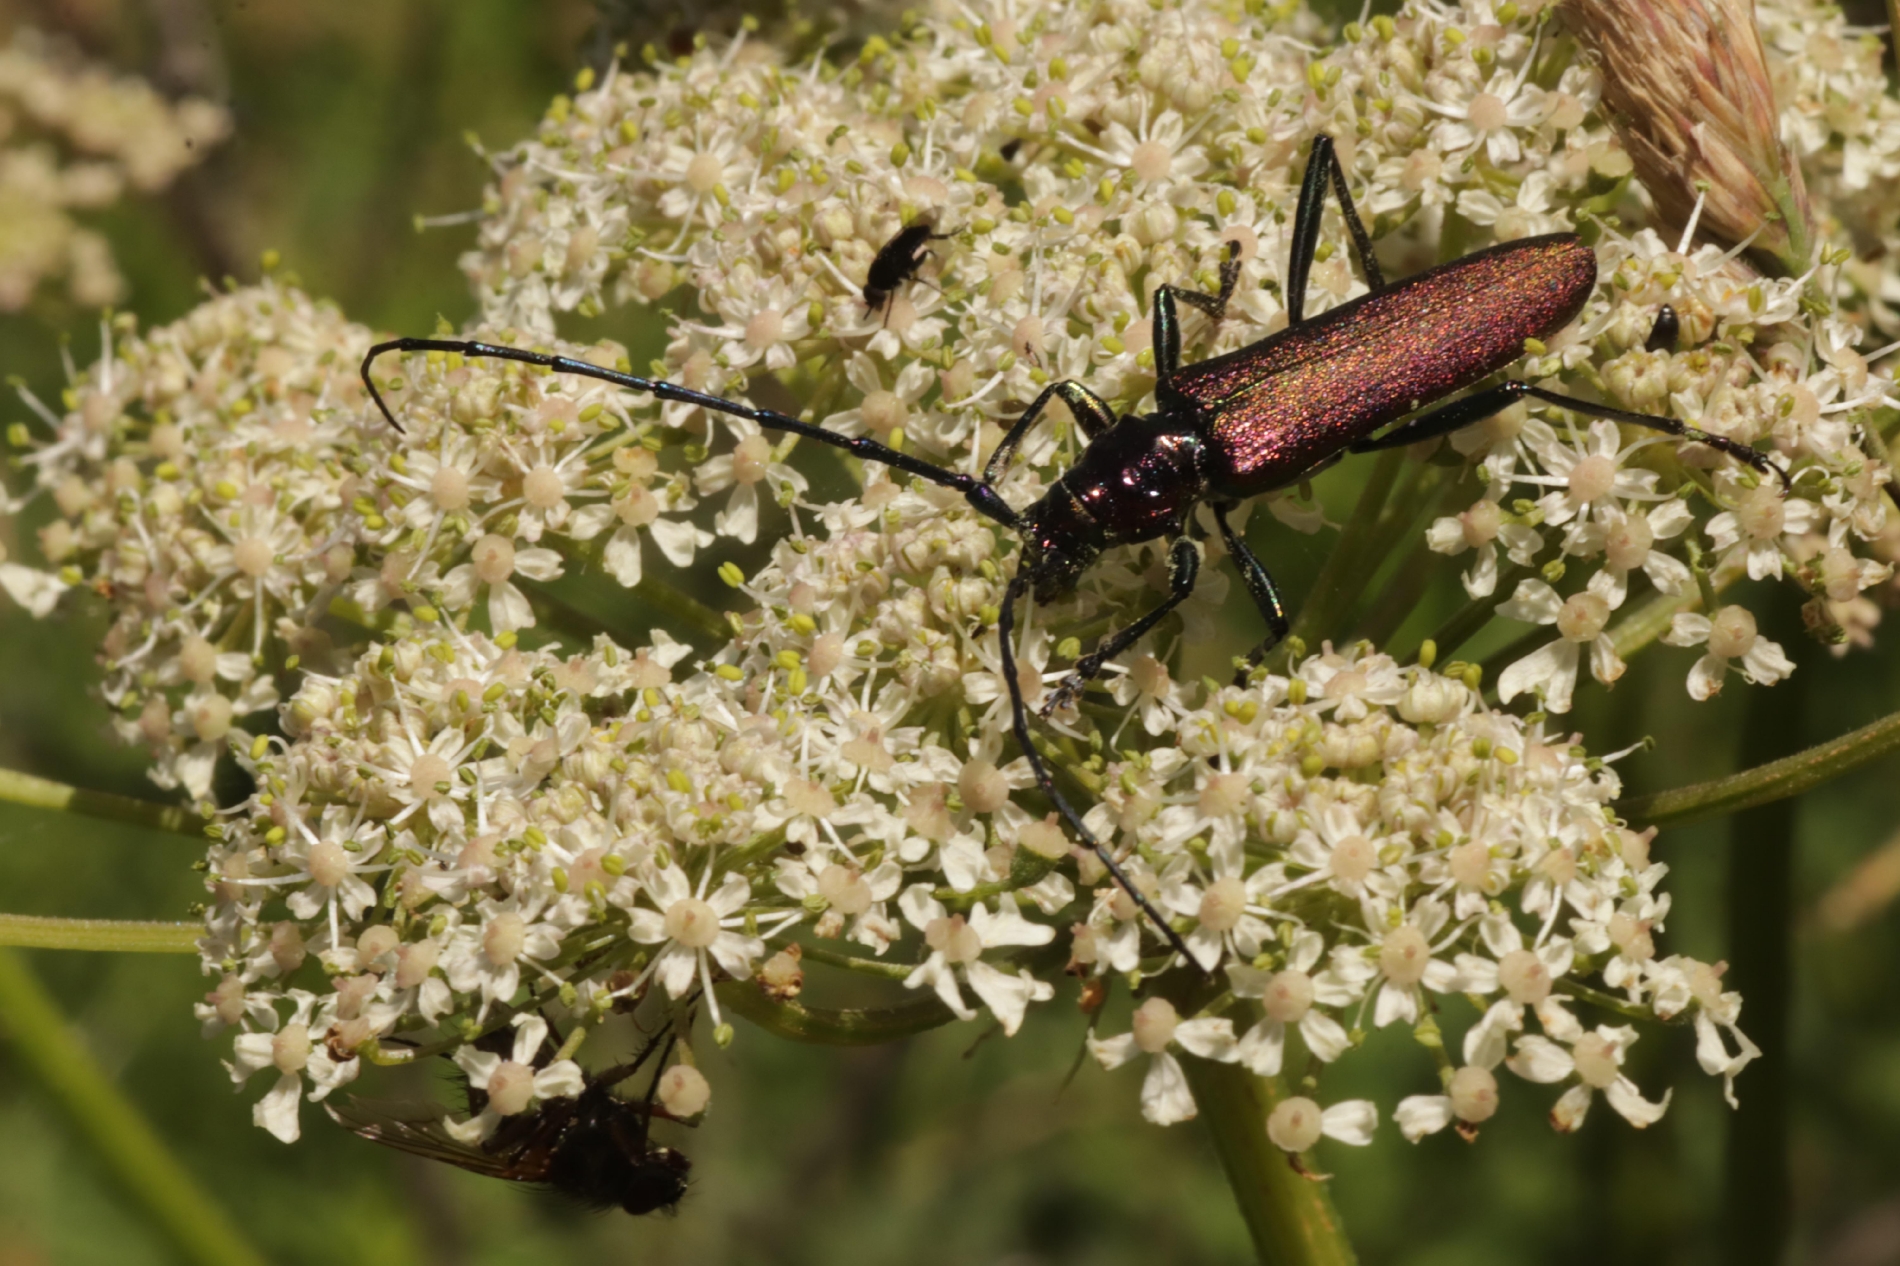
[[361, 134, 1789, 970]]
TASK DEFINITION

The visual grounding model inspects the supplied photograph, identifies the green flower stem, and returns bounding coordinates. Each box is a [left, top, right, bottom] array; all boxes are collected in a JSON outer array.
[[1618, 705, 1900, 827], [632, 576, 730, 641], [1405, 565, 1519, 663], [0, 949, 264, 1266], [1717, 596, 1804, 1264], [786, 938, 917, 981], [0, 767, 200, 838], [0, 915, 200, 953], [1176, 1056, 1357, 1266], [1155, 974, 1355, 1265], [1276, 449, 1406, 668], [715, 979, 955, 1044], [1606, 583, 1700, 660]]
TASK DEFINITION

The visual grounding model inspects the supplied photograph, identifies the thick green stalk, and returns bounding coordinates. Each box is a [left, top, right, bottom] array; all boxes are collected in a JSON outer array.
[[1405, 565, 1518, 662], [1157, 975, 1355, 1265], [1177, 1056, 1357, 1266], [1618, 705, 1900, 827], [0, 915, 200, 953], [1277, 449, 1407, 665], [0, 768, 199, 838], [1717, 602, 1803, 1264], [715, 980, 954, 1044], [0, 949, 264, 1266], [632, 575, 730, 641]]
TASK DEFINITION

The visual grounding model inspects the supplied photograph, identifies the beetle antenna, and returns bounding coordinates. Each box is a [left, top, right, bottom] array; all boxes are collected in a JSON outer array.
[[996, 573, 1201, 972], [360, 339, 1024, 530]]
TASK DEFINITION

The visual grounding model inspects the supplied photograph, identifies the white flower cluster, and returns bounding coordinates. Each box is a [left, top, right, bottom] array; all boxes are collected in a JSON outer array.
[[0, 28, 229, 310], [4, 283, 372, 799], [14, 0, 1891, 1154]]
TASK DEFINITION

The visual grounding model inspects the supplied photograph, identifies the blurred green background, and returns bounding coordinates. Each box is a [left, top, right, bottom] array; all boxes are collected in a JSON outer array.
[[0, 1, 1898, 1263]]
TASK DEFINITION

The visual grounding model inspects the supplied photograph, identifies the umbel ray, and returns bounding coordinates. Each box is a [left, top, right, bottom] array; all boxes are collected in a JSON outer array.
[[361, 133, 1789, 970]]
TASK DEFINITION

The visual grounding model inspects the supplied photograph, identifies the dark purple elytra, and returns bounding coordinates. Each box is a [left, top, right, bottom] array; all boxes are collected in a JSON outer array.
[[358, 136, 1785, 971], [1183, 235, 1595, 492]]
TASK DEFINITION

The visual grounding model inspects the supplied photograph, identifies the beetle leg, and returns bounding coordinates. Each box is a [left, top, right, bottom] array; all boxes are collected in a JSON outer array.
[[997, 573, 1202, 971], [1043, 534, 1202, 715], [1211, 503, 1291, 684], [1151, 242, 1242, 383], [1286, 134, 1385, 328], [360, 339, 1029, 529], [1349, 383, 1529, 453], [1353, 379, 1791, 490], [1162, 241, 1242, 323], [983, 380, 1118, 484]]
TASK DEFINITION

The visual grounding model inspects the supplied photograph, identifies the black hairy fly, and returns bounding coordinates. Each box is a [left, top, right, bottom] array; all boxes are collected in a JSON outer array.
[[328, 1027, 690, 1216], [862, 220, 952, 323], [361, 134, 1787, 968]]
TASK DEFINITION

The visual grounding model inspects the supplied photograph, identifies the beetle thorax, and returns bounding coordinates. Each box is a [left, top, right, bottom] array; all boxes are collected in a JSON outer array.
[[1015, 413, 1207, 598]]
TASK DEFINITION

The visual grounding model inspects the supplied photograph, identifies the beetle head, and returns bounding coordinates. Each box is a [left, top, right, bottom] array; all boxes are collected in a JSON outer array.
[[1016, 490, 1103, 599]]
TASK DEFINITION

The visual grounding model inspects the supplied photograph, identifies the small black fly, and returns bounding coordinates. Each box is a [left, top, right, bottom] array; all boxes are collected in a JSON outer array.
[[863, 220, 952, 323]]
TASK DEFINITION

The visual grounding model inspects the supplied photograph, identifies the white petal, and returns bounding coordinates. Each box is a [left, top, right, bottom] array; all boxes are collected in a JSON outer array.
[[1173, 1016, 1239, 1062], [715, 483, 760, 543], [1550, 1084, 1593, 1132], [628, 909, 667, 944], [1588, 634, 1625, 687], [1463, 999, 1521, 1070], [1604, 1077, 1671, 1127], [708, 930, 764, 979], [512, 548, 564, 581], [1299, 1010, 1353, 1063], [0, 563, 68, 617], [533, 1060, 587, 1100], [650, 518, 712, 567], [1506, 1035, 1575, 1083], [1740, 638, 1794, 686], [654, 944, 699, 997], [1687, 653, 1727, 701], [897, 883, 946, 931], [450, 1041, 501, 1087], [488, 581, 535, 634], [1236, 1018, 1286, 1076], [601, 525, 645, 586], [1086, 1030, 1140, 1071], [964, 960, 1050, 1036], [1394, 1094, 1454, 1142], [1319, 1099, 1378, 1145], [1497, 578, 1562, 625], [1663, 612, 1713, 647], [510, 1014, 550, 1064], [252, 1073, 304, 1143], [970, 896, 1055, 948], [1372, 980, 1417, 1028], [1497, 639, 1576, 707], [1643, 552, 1691, 595], [442, 1107, 499, 1144], [903, 954, 975, 1021], [1139, 1052, 1198, 1126]]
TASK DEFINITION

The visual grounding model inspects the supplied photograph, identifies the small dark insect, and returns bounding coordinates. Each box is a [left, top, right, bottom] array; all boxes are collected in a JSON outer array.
[[1646, 304, 1680, 353], [862, 220, 953, 323], [328, 1038, 690, 1216], [361, 134, 1788, 969]]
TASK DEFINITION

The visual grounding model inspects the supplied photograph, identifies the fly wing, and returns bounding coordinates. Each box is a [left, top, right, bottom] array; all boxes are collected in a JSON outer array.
[[325, 1098, 554, 1182]]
